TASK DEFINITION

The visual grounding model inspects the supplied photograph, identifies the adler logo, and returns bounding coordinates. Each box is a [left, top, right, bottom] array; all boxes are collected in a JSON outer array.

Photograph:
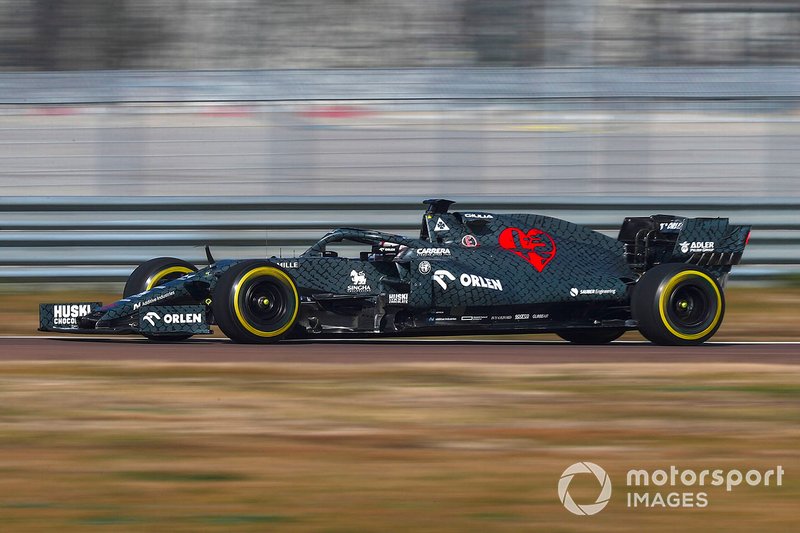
[[679, 241, 715, 254]]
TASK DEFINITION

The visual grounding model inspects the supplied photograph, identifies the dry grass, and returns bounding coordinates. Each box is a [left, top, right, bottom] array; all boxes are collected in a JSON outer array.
[[0, 362, 797, 531]]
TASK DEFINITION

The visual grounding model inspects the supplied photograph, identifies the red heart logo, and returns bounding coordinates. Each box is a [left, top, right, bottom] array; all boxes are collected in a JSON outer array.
[[498, 227, 557, 272]]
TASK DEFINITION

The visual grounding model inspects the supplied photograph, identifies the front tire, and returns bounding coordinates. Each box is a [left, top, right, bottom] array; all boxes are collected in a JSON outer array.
[[632, 264, 725, 346], [212, 260, 300, 344], [124, 257, 197, 297], [124, 257, 198, 342]]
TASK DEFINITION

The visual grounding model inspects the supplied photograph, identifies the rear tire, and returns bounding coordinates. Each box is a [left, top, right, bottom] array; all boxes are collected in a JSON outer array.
[[124, 257, 198, 342], [212, 260, 299, 344], [632, 264, 724, 346], [557, 328, 625, 344]]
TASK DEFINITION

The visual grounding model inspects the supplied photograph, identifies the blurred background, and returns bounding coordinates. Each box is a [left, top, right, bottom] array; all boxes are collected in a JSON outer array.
[[0, 0, 798, 282], [4, 0, 800, 69], [0, 5, 797, 531]]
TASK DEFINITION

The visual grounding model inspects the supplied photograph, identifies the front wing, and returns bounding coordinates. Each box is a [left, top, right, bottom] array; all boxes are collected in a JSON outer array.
[[39, 302, 211, 335]]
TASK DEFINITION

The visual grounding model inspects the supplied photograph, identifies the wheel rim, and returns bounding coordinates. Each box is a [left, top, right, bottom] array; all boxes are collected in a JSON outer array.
[[233, 266, 299, 338], [667, 284, 711, 330], [659, 270, 722, 340], [241, 278, 290, 331]]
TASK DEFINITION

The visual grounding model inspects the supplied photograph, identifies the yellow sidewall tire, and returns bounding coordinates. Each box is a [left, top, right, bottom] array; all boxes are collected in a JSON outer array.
[[233, 267, 299, 338], [632, 264, 725, 346], [658, 270, 723, 341], [212, 261, 300, 344], [145, 266, 194, 291], [123, 257, 198, 298]]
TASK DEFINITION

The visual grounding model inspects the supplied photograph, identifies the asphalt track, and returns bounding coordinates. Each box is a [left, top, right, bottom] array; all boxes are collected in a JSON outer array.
[[0, 337, 798, 364]]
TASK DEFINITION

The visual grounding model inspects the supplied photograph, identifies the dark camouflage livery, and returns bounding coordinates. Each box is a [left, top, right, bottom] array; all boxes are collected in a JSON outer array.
[[138, 305, 210, 335], [38, 199, 750, 339]]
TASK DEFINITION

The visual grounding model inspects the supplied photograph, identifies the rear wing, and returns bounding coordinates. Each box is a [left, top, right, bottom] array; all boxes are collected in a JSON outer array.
[[618, 215, 751, 277]]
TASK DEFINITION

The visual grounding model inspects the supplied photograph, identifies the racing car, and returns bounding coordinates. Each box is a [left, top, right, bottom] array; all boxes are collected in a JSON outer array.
[[39, 199, 750, 345]]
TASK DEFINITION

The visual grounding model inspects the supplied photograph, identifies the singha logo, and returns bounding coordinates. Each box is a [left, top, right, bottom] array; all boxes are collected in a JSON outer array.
[[347, 270, 371, 293], [350, 270, 367, 285]]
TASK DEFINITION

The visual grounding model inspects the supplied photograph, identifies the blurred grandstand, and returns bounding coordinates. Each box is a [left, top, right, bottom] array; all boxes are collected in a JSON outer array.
[[1, 1, 798, 197], [0, 1, 798, 278], [1, 1, 800, 69]]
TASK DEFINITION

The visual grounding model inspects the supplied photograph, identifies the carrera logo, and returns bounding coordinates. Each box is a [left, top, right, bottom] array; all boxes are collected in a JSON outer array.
[[416, 248, 451, 257], [499, 227, 557, 272]]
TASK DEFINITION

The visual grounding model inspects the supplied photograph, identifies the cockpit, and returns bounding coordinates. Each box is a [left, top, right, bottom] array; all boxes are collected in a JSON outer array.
[[301, 228, 416, 262]]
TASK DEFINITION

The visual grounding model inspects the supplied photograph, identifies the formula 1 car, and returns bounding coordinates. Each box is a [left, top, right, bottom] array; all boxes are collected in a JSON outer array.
[[39, 199, 750, 345]]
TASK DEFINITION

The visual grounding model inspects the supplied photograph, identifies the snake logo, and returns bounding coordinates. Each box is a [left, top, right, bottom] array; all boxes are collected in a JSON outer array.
[[558, 462, 612, 516]]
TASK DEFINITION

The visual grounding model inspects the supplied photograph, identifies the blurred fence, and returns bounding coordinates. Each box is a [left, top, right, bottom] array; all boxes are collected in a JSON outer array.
[[0, 68, 799, 282], [3, 68, 800, 102], [1, 69, 800, 198], [0, 196, 795, 282]]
